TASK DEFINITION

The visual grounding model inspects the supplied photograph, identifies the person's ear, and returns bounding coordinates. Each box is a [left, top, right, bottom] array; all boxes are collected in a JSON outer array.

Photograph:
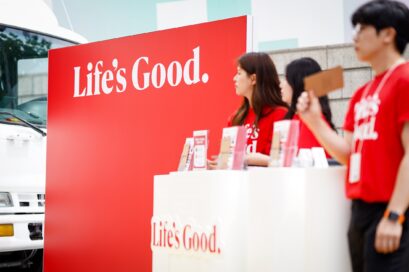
[[381, 27, 396, 45], [250, 74, 256, 86]]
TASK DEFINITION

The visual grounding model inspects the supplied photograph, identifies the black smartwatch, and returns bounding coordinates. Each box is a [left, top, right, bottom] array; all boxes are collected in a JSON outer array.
[[384, 210, 405, 224]]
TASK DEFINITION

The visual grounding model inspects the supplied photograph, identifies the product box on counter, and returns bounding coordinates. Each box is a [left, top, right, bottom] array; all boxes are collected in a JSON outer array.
[[217, 126, 247, 170], [270, 120, 300, 167], [192, 130, 209, 171]]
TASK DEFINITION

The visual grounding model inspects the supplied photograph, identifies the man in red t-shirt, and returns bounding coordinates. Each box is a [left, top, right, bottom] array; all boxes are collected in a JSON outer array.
[[297, 1, 409, 271]]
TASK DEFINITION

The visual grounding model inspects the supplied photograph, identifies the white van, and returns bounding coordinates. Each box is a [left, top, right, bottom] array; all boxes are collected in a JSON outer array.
[[0, 0, 86, 269]]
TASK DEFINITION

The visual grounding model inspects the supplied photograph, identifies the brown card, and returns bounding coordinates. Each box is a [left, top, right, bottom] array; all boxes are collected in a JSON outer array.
[[218, 136, 231, 170], [270, 131, 280, 162], [177, 143, 190, 171], [304, 66, 344, 97]]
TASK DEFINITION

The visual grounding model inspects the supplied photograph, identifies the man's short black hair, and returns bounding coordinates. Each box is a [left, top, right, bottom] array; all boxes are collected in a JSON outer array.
[[352, 0, 409, 54]]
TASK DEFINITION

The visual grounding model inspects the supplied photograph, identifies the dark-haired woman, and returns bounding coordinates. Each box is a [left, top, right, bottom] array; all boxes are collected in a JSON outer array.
[[280, 57, 336, 156], [208, 52, 288, 168]]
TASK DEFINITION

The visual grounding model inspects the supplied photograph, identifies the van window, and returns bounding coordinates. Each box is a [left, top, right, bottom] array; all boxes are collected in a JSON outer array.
[[0, 26, 74, 127]]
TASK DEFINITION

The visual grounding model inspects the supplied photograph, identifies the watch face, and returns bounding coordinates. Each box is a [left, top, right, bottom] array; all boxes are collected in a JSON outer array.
[[388, 211, 400, 222]]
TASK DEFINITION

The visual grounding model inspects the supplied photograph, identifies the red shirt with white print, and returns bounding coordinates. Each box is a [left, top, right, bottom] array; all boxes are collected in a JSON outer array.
[[343, 62, 409, 202], [228, 106, 287, 155], [293, 114, 331, 158]]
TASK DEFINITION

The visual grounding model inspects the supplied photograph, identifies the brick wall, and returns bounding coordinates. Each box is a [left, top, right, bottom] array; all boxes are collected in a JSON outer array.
[[268, 44, 409, 131]]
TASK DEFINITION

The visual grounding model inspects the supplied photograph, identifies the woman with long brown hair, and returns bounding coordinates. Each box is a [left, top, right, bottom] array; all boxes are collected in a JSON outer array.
[[209, 52, 288, 167]]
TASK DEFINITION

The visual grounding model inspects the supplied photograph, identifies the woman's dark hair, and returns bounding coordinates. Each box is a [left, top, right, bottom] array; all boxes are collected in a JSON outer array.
[[351, 0, 409, 54], [231, 52, 288, 126], [284, 57, 336, 131]]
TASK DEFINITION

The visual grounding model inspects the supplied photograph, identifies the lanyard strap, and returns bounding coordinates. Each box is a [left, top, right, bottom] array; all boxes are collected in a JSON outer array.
[[353, 60, 405, 153]]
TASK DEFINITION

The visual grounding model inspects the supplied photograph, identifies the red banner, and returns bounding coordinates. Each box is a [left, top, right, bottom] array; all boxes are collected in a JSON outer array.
[[45, 16, 249, 271]]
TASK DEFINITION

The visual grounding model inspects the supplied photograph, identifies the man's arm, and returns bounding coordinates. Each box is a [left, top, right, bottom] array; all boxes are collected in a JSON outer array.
[[375, 122, 409, 253], [297, 91, 352, 164]]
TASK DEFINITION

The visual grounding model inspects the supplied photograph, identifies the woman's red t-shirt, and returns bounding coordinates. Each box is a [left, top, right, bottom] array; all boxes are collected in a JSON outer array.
[[293, 114, 332, 158], [228, 107, 287, 155]]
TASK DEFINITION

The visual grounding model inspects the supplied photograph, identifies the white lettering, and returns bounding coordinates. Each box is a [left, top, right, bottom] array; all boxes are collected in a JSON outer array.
[[151, 63, 166, 89], [183, 46, 200, 85], [246, 140, 257, 154], [73, 46, 209, 98], [354, 117, 378, 141], [93, 61, 103, 95], [101, 70, 114, 94], [116, 68, 127, 92], [73, 66, 86, 97], [86, 62, 93, 96], [167, 61, 183, 87], [132, 57, 150, 90]]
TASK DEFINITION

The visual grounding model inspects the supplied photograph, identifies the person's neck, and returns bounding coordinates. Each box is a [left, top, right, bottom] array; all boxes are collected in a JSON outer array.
[[247, 97, 253, 108], [370, 49, 404, 75]]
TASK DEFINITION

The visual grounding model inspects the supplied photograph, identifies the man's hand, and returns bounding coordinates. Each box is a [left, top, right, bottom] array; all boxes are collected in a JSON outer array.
[[377, 122, 409, 253], [375, 217, 403, 254], [296, 91, 323, 128]]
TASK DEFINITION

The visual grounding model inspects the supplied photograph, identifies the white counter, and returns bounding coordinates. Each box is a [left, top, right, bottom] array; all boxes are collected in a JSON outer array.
[[152, 167, 351, 272]]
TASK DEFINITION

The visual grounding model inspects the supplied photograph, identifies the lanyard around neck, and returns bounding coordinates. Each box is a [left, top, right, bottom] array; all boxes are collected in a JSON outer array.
[[353, 60, 405, 154]]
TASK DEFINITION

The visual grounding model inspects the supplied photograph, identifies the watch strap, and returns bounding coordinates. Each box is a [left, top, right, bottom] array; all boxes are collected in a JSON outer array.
[[384, 210, 405, 224]]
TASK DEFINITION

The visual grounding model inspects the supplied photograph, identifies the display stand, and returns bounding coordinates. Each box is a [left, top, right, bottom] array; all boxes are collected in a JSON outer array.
[[152, 167, 351, 272]]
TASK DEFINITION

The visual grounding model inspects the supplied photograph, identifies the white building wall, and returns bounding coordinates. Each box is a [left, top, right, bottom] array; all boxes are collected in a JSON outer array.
[[252, 0, 345, 49]]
